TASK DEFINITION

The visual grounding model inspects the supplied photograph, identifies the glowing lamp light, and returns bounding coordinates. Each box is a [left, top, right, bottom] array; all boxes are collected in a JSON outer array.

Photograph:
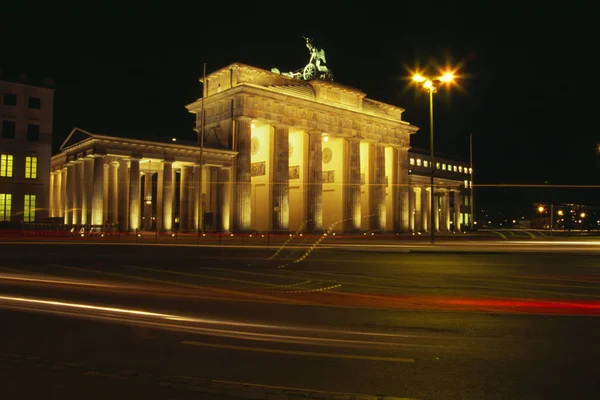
[[580, 212, 586, 218], [322, 133, 329, 142], [557, 210, 564, 216], [412, 74, 426, 83], [538, 206, 545, 213], [440, 72, 455, 83], [423, 80, 434, 90], [171, 138, 177, 142]]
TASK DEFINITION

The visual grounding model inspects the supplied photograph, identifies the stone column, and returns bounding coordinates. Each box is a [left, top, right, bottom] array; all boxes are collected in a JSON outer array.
[[391, 148, 400, 232], [441, 192, 451, 232], [128, 158, 141, 231], [234, 118, 252, 232], [307, 132, 323, 232], [49, 172, 55, 218], [218, 167, 231, 232], [91, 155, 105, 226], [108, 161, 119, 224], [143, 172, 153, 231], [103, 164, 109, 222], [74, 161, 84, 225], [193, 164, 202, 231], [370, 144, 386, 231], [421, 187, 429, 232], [83, 158, 93, 225], [399, 148, 410, 232], [180, 165, 191, 232], [187, 168, 195, 231], [161, 161, 174, 232], [408, 186, 415, 232], [345, 138, 361, 232], [454, 190, 462, 232], [63, 166, 71, 224], [118, 159, 129, 232], [414, 188, 422, 232], [433, 193, 439, 232], [272, 125, 289, 232], [55, 170, 63, 219]]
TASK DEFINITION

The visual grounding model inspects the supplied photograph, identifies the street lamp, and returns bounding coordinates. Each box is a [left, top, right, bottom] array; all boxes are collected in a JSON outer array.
[[411, 70, 456, 244]]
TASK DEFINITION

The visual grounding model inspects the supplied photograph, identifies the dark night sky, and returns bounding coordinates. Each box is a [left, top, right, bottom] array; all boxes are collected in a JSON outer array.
[[2, 5, 596, 215]]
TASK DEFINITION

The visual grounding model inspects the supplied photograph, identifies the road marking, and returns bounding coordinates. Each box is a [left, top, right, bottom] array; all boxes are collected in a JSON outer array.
[[181, 340, 414, 363]]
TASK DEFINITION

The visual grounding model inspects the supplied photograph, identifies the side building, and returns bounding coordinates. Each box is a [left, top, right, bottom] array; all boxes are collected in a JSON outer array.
[[408, 148, 473, 232], [0, 73, 54, 224]]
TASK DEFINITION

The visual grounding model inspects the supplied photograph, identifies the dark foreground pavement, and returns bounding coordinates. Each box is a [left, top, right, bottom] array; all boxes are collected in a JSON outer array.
[[1, 242, 599, 399]]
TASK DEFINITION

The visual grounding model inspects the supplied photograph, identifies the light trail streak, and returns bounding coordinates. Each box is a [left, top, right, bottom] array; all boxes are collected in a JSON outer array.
[[0, 294, 426, 346], [0, 274, 118, 288]]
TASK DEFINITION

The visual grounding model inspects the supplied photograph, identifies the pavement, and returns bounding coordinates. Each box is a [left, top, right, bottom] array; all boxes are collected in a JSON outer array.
[[1, 241, 599, 399]]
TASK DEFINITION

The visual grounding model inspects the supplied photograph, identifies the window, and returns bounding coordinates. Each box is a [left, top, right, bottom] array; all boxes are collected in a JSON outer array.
[[453, 165, 457, 172], [459, 166, 463, 173], [24, 194, 36, 222], [0, 154, 13, 177], [0, 194, 11, 222], [2, 120, 16, 138], [28, 97, 41, 109], [465, 166, 469, 174], [416, 159, 422, 166], [469, 168, 473, 174], [423, 160, 429, 167], [27, 124, 40, 141], [436, 162, 440, 169], [3, 93, 17, 106], [25, 156, 37, 179], [409, 158, 415, 165], [464, 180, 468, 187], [442, 163, 447, 170]]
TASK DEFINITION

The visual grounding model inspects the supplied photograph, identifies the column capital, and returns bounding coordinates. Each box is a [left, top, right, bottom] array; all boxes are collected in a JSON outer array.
[[109, 160, 120, 167], [271, 123, 289, 130], [130, 152, 143, 160], [347, 136, 362, 143]]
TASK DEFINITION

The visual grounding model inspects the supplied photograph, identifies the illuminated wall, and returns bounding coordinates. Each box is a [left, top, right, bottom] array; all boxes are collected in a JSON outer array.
[[250, 124, 273, 231], [288, 130, 307, 231], [321, 137, 345, 231], [385, 146, 393, 231], [360, 142, 371, 230]]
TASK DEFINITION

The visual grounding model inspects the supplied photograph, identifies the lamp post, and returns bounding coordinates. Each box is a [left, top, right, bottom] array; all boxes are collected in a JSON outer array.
[[412, 72, 455, 244]]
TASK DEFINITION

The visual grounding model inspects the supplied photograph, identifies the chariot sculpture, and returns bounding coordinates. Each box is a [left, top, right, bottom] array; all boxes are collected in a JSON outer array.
[[271, 37, 333, 81]]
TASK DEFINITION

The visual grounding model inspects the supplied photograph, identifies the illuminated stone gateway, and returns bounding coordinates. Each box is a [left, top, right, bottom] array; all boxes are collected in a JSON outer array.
[[50, 63, 466, 233]]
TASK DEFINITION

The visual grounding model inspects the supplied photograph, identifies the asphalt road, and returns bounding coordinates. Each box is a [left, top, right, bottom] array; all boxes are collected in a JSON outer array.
[[0, 242, 599, 399]]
